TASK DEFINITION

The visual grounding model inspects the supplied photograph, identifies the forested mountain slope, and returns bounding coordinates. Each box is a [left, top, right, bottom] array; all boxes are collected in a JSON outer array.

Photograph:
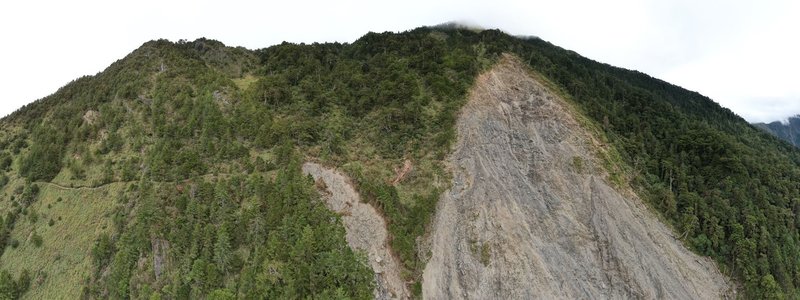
[[754, 116, 800, 147], [0, 26, 797, 299]]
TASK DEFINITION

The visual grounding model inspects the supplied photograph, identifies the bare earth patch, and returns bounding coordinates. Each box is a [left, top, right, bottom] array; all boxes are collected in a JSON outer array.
[[391, 159, 413, 186], [303, 162, 410, 300], [421, 55, 733, 299]]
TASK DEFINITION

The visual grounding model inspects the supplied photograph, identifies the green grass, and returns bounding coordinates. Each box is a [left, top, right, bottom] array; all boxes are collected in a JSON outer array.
[[232, 74, 257, 91], [0, 176, 24, 213], [0, 182, 122, 299]]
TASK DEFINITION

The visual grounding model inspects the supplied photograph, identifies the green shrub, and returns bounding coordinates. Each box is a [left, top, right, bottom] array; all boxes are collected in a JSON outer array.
[[31, 232, 42, 248]]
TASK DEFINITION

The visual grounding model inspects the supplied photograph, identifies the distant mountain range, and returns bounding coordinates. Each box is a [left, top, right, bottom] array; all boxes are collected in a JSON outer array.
[[754, 115, 800, 146]]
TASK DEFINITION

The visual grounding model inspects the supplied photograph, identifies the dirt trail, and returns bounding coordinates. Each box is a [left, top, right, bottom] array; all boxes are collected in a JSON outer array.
[[302, 163, 410, 300], [35, 181, 121, 191], [421, 55, 732, 299]]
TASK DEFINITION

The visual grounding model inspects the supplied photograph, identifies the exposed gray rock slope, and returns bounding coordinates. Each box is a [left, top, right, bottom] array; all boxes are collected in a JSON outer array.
[[303, 163, 410, 300], [422, 55, 732, 299]]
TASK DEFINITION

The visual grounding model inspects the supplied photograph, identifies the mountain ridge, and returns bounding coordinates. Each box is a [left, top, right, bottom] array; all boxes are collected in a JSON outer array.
[[754, 115, 800, 147], [0, 26, 798, 299]]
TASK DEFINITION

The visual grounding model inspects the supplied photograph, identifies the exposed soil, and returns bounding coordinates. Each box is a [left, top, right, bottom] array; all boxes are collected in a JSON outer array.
[[82, 110, 99, 125], [303, 163, 411, 300], [421, 54, 732, 299], [391, 159, 413, 185]]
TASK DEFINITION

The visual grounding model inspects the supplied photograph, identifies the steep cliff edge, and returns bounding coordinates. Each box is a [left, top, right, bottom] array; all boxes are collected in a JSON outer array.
[[422, 55, 732, 299]]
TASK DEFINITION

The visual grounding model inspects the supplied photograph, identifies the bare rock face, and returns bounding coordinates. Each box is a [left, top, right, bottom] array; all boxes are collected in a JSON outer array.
[[421, 55, 732, 299], [303, 163, 410, 300]]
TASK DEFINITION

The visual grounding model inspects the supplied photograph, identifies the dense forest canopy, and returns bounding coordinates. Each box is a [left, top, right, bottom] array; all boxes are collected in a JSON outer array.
[[0, 26, 798, 299]]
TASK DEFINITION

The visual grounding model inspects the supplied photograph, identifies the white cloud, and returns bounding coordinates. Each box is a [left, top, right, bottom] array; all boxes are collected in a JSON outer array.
[[0, 0, 798, 122], [658, 0, 800, 122]]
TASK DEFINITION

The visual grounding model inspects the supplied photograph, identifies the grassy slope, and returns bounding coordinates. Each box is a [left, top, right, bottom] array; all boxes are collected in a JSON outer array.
[[1, 183, 121, 299]]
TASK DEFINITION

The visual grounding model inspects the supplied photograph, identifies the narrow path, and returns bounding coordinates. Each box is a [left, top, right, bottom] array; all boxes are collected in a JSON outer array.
[[302, 162, 410, 300], [34, 180, 128, 191], [34, 172, 237, 191]]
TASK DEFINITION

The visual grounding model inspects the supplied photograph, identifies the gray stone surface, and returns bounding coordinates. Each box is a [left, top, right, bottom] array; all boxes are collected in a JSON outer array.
[[303, 162, 410, 300], [421, 55, 732, 300]]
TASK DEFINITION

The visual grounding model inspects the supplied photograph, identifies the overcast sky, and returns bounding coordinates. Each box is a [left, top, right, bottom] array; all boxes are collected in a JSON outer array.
[[1, 0, 798, 122]]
